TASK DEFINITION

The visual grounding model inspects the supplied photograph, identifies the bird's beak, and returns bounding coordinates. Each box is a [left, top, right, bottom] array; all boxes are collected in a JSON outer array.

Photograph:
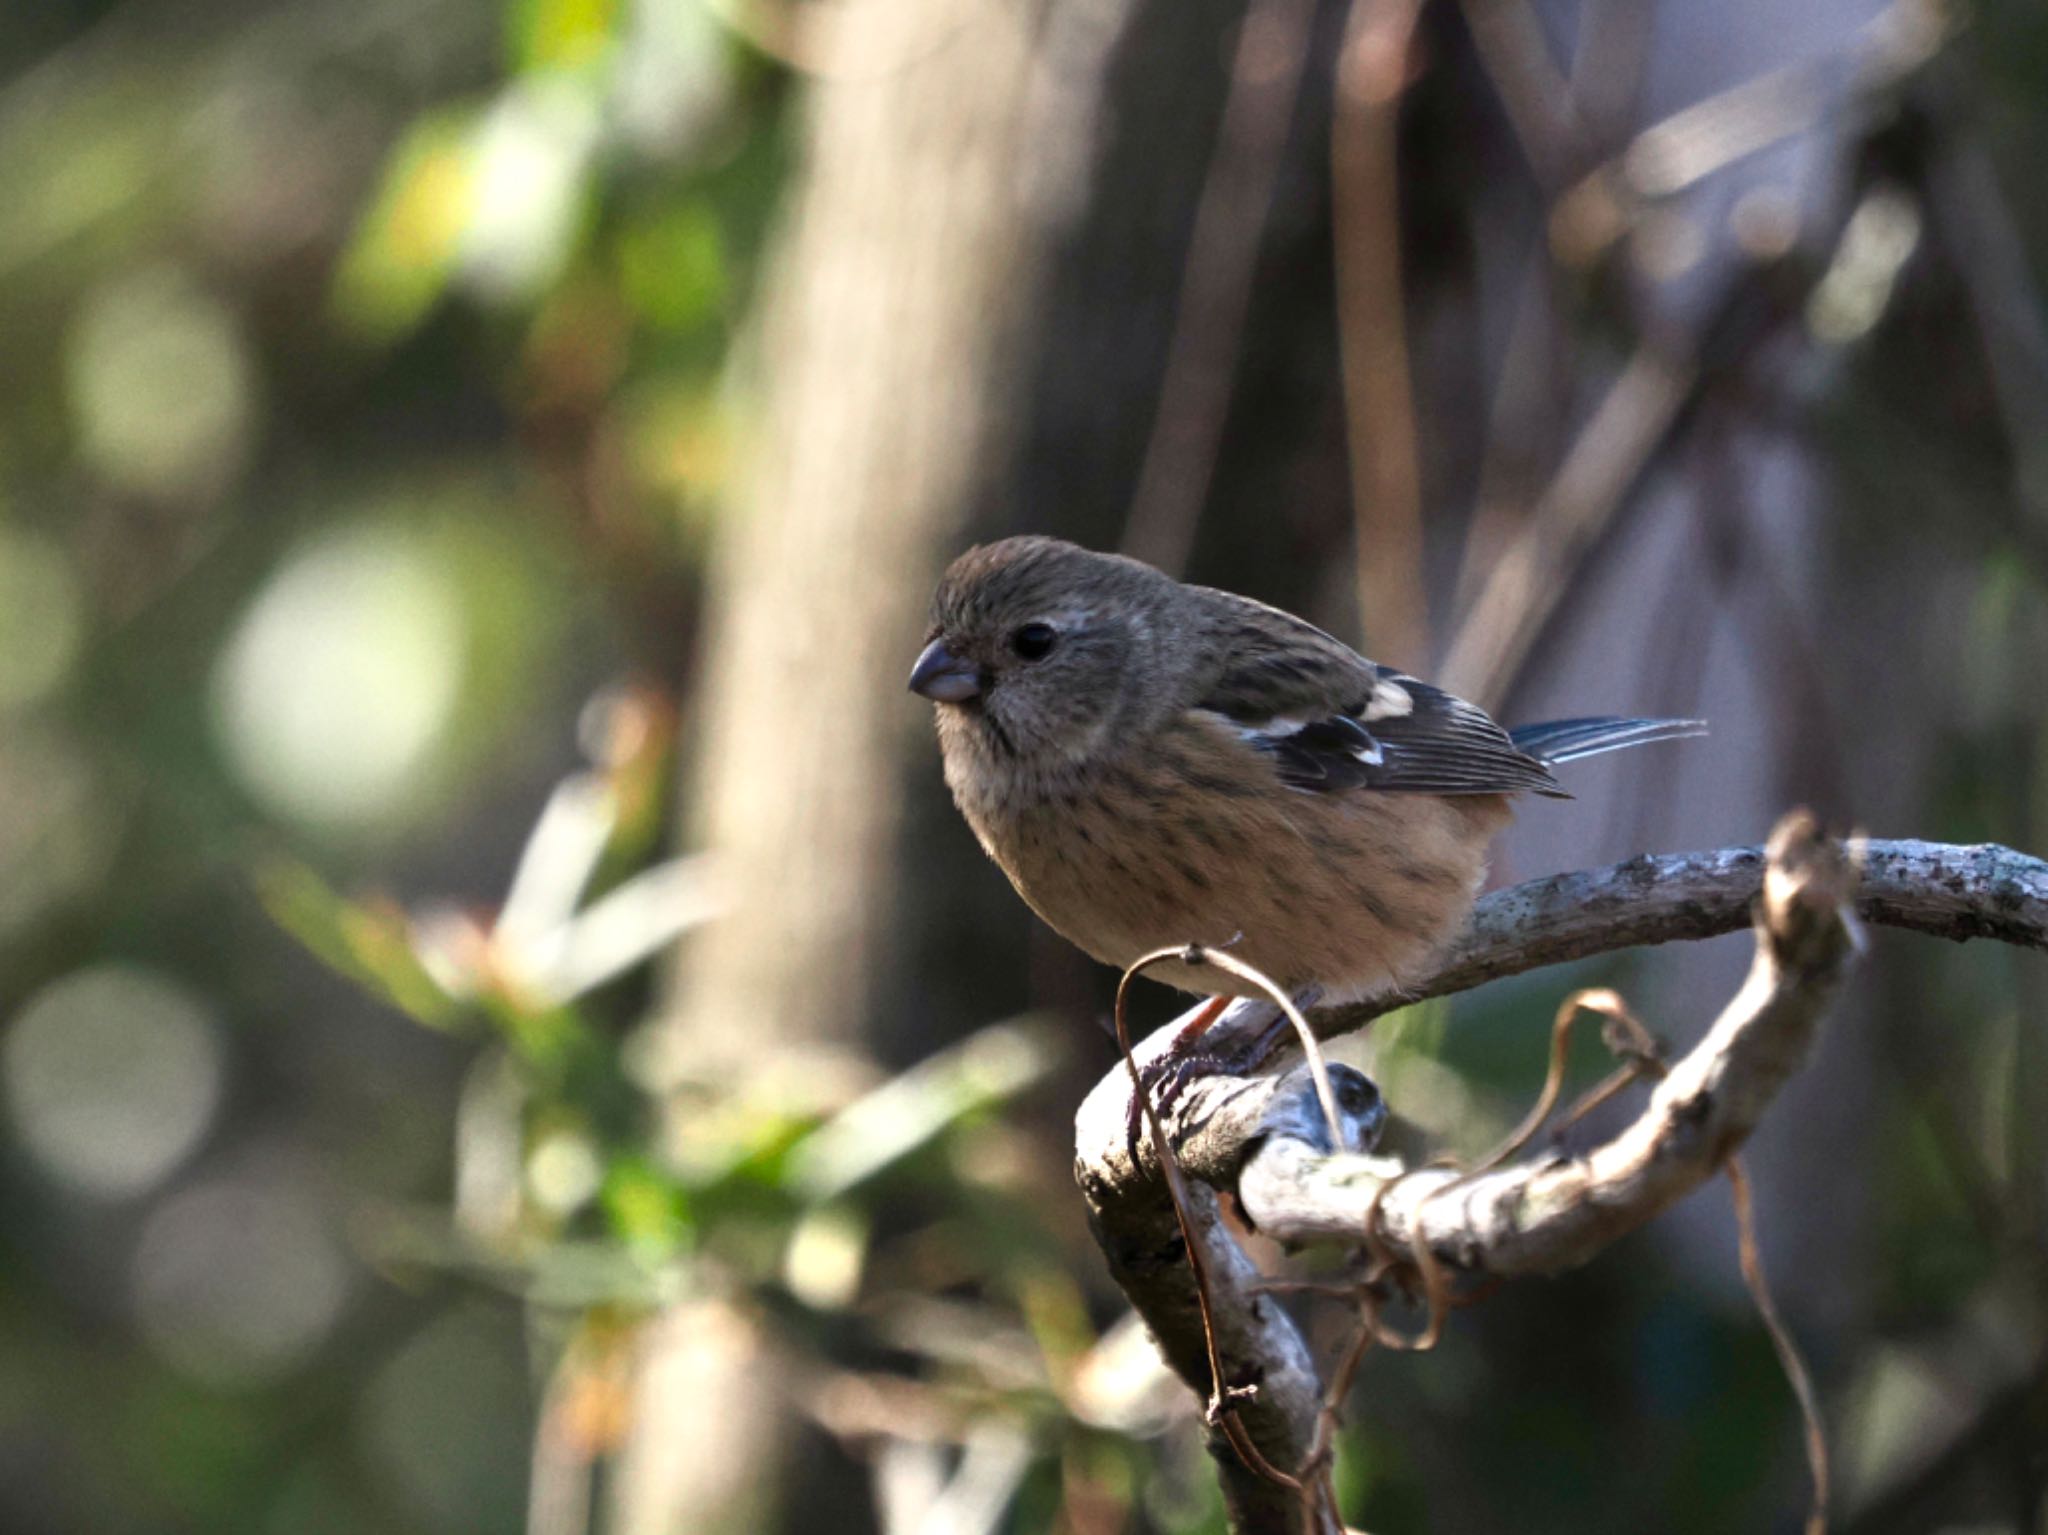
[[908, 638, 982, 703]]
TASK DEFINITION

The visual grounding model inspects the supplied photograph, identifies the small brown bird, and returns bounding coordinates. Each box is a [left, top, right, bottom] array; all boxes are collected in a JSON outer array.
[[911, 536, 1702, 1024]]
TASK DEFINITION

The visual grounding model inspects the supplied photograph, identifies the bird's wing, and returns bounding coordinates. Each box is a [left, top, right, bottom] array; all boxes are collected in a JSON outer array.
[[1189, 592, 1562, 797]]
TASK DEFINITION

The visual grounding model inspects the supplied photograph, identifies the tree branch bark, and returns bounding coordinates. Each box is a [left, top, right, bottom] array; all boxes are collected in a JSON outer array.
[[1073, 817, 2048, 1530]]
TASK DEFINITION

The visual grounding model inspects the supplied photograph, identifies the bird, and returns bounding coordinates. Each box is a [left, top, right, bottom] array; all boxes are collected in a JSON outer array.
[[909, 535, 1703, 1059]]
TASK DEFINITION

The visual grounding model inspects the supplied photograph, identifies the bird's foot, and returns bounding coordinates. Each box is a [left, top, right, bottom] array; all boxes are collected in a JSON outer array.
[[1123, 994, 1308, 1159]]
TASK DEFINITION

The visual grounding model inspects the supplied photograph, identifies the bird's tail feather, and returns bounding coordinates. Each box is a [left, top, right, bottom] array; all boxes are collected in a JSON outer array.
[[1509, 716, 1707, 765]]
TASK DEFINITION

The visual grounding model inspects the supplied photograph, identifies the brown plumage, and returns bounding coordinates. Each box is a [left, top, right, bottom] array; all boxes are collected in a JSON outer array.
[[910, 536, 1702, 1007]]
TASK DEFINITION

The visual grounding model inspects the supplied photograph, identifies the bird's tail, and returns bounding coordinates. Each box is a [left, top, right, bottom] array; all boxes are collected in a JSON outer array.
[[1508, 716, 1708, 766]]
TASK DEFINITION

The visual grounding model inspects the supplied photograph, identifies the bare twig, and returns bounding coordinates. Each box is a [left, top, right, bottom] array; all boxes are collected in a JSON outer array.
[[1920, 116, 2048, 542], [1457, 0, 1584, 186], [1563, 0, 1654, 153], [1109, 948, 1341, 1535], [1086, 836, 2048, 1189], [1332, 0, 1430, 670], [1122, 0, 1318, 578], [1450, 257, 1572, 621], [1729, 1157, 1831, 1535], [1548, 0, 1947, 253], [1445, 0, 1952, 713], [1327, 835, 2048, 1037], [1468, 986, 1636, 1175], [1438, 341, 1697, 707]]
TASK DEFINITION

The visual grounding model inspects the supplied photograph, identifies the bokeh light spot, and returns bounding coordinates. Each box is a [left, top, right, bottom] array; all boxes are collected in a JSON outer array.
[[0, 527, 84, 713], [65, 264, 254, 500], [132, 1177, 350, 1389], [4, 965, 222, 1199], [358, 1308, 531, 1533], [212, 524, 466, 832], [0, 730, 116, 939], [526, 1127, 602, 1215], [459, 77, 601, 302]]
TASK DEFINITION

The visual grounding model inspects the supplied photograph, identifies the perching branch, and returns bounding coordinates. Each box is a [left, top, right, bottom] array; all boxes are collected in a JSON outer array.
[[1236, 816, 1858, 1268], [1159, 834, 2047, 1080], [1073, 817, 2048, 1531]]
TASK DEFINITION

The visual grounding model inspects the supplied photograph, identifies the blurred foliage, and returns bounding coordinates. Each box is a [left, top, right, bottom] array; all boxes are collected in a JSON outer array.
[[0, 0, 795, 1530], [0, 5, 1231, 1531]]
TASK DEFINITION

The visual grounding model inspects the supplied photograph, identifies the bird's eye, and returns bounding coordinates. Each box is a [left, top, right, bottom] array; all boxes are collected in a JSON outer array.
[[1010, 622, 1058, 661]]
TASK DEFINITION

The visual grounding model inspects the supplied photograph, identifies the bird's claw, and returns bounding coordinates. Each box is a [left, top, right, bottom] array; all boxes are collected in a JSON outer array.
[[1123, 1012, 1297, 1161], [1124, 1050, 1215, 1158]]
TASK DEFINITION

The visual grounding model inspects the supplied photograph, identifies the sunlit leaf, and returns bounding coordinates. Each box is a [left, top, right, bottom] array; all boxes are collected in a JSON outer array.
[[783, 1019, 1061, 1205], [331, 114, 475, 341], [601, 1157, 696, 1260], [512, 0, 621, 75], [617, 204, 727, 332], [254, 857, 465, 1030]]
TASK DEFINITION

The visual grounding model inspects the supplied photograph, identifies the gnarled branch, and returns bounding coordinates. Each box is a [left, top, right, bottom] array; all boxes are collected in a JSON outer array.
[[1238, 816, 1858, 1267], [1073, 818, 2048, 1530]]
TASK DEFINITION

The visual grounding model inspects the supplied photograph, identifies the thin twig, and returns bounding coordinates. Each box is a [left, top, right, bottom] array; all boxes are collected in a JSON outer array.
[[1728, 1158, 1831, 1535], [1564, 0, 1655, 153], [1332, 0, 1430, 670], [1440, 341, 1698, 707], [1469, 986, 1608, 1173], [1263, 977, 1672, 1490], [1184, 944, 1350, 1152], [1357, 988, 1654, 1356], [1319, 837, 2048, 1041], [1080, 812, 1879, 1532], [1450, 257, 1572, 621], [1457, 0, 1585, 186], [1301, 1290, 1383, 1479], [1551, 1001, 1671, 1133], [1111, 951, 1333, 1526], [1111, 964, 1249, 1422], [1122, 0, 1319, 577]]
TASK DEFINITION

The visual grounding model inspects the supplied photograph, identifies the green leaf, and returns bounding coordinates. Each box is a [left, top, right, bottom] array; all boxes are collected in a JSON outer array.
[[617, 204, 728, 333], [253, 856, 465, 1030], [331, 114, 475, 342], [782, 1018, 1062, 1205], [512, 0, 622, 75], [602, 1158, 696, 1260]]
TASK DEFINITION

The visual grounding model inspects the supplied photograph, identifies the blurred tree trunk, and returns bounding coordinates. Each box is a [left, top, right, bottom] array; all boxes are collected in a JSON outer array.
[[620, 4, 1050, 1527], [624, 1, 1358, 1529], [650, 0, 1048, 1083]]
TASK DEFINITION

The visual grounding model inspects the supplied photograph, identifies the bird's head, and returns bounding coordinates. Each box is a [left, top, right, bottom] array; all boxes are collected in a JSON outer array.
[[910, 536, 1179, 778]]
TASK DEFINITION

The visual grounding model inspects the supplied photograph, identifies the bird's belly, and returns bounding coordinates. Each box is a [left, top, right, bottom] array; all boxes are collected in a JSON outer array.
[[982, 769, 1508, 1003]]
